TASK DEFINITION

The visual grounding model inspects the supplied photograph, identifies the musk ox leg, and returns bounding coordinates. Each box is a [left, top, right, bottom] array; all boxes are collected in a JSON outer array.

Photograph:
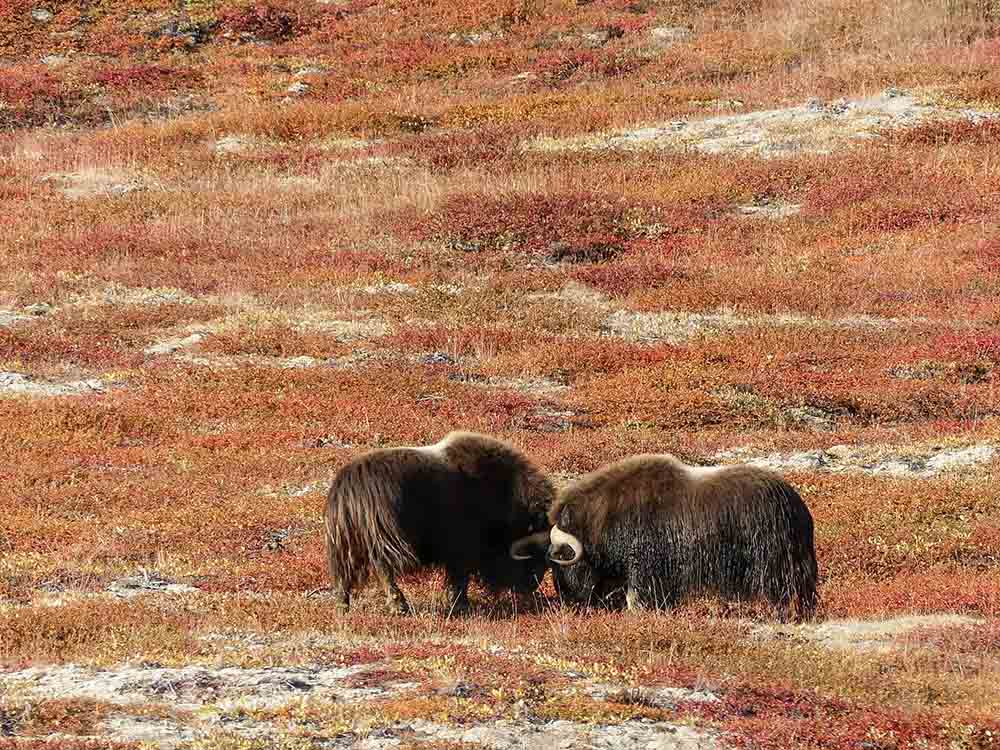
[[626, 568, 678, 612], [332, 585, 351, 613], [766, 583, 794, 623], [764, 566, 812, 623], [375, 564, 411, 615], [445, 568, 471, 616], [625, 567, 650, 612], [770, 571, 818, 623]]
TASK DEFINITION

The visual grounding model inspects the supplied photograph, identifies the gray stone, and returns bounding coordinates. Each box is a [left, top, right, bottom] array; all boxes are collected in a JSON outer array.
[[649, 25, 692, 47], [24, 302, 53, 316]]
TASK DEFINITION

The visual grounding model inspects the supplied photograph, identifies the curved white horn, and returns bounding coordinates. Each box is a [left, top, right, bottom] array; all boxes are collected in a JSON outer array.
[[549, 525, 583, 566], [509, 530, 550, 560]]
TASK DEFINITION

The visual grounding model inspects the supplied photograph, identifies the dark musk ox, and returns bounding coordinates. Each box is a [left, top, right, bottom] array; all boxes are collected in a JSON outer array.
[[547, 454, 819, 621], [324, 431, 554, 615]]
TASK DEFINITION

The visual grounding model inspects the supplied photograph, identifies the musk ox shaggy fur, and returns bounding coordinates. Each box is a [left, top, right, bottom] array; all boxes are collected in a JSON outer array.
[[547, 454, 819, 621], [324, 431, 554, 615]]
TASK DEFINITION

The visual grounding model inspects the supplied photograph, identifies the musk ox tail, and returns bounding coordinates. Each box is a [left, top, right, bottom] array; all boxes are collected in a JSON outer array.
[[325, 457, 419, 593]]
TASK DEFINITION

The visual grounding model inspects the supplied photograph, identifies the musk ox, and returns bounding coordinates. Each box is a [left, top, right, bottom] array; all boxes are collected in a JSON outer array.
[[324, 431, 554, 615], [547, 454, 819, 621]]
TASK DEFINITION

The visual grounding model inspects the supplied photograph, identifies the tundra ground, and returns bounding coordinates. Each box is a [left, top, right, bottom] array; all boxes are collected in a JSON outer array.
[[2, 0, 1000, 748]]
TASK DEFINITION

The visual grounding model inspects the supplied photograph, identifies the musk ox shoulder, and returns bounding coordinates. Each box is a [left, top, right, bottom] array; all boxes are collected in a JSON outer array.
[[548, 454, 818, 621], [324, 431, 554, 615]]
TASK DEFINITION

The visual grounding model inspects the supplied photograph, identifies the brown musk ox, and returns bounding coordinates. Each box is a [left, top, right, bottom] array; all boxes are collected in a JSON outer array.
[[547, 454, 819, 621], [324, 431, 554, 615]]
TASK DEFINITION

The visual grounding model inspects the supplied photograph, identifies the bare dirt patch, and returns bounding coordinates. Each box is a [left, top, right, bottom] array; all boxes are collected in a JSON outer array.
[[84, 282, 199, 307], [145, 332, 208, 357], [374, 718, 720, 749], [731, 198, 802, 219], [2, 663, 409, 712], [0, 310, 32, 327], [526, 91, 998, 158], [41, 168, 149, 200], [449, 373, 569, 396], [106, 573, 200, 599], [584, 682, 720, 708], [603, 307, 913, 344], [533, 282, 924, 343], [751, 614, 985, 653], [716, 442, 997, 478], [527, 281, 612, 310], [1, 656, 719, 749], [174, 350, 386, 371], [293, 312, 391, 340], [0, 371, 107, 398]]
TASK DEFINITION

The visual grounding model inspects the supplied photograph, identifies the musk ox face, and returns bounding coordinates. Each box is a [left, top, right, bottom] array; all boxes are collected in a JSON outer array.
[[551, 557, 597, 603], [490, 509, 551, 594]]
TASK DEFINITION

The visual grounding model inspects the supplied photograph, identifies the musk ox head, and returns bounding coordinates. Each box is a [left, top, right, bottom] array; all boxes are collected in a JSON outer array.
[[483, 508, 551, 594], [545, 506, 597, 603], [436, 431, 556, 595]]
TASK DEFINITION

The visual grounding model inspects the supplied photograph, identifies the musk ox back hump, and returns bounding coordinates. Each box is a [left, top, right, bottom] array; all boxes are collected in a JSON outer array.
[[438, 431, 555, 520]]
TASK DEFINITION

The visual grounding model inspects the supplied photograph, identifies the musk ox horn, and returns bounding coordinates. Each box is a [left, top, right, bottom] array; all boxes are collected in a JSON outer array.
[[509, 530, 551, 560], [548, 525, 583, 566]]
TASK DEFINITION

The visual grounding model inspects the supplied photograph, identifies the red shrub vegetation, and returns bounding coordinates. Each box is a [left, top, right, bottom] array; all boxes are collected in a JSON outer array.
[[89, 64, 202, 92], [385, 127, 520, 172], [824, 572, 1000, 617], [217, 1, 319, 42], [804, 151, 986, 233], [569, 251, 690, 296], [405, 191, 701, 264], [200, 327, 356, 359], [902, 619, 1000, 660], [487, 337, 676, 380], [0, 65, 98, 129], [919, 332, 1000, 367], [888, 118, 1000, 147], [697, 684, 953, 750], [968, 236, 1000, 273]]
